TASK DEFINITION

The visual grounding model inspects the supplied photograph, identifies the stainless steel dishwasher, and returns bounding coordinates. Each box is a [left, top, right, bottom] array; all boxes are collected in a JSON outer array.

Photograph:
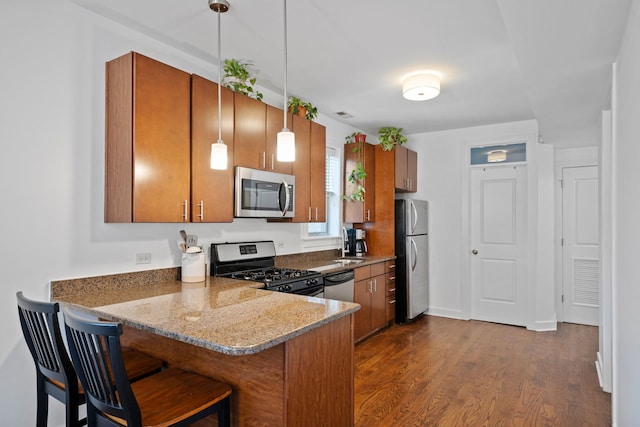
[[323, 270, 355, 302]]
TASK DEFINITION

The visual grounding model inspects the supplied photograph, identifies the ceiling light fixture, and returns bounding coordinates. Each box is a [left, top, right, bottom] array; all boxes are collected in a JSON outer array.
[[209, 0, 229, 170], [487, 150, 507, 163], [277, 0, 295, 162], [402, 72, 440, 101]]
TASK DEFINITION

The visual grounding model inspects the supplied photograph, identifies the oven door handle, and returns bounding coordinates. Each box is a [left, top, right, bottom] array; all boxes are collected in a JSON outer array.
[[279, 178, 290, 217]]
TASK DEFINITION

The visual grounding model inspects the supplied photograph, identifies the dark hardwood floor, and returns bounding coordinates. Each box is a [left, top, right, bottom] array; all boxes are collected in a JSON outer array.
[[354, 316, 611, 427]]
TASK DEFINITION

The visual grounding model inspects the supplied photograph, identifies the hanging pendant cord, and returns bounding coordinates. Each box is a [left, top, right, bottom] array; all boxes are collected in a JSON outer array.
[[283, 0, 288, 130], [217, 8, 223, 142]]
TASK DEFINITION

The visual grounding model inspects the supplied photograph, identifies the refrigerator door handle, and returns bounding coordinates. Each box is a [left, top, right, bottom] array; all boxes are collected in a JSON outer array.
[[411, 238, 418, 271], [411, 201, 418, 234]]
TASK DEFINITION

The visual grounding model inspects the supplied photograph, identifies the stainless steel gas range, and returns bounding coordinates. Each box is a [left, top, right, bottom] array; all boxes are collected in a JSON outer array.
[[210, 241, 324, 297]]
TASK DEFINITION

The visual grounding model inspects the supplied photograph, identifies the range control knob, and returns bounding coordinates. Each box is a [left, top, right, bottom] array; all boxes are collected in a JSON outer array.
[[306, 278, 317, 286]]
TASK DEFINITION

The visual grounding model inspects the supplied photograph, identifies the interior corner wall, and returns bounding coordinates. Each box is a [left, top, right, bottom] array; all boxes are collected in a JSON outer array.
[[611, 2, 640, 425], [534, 143, 556, 330]]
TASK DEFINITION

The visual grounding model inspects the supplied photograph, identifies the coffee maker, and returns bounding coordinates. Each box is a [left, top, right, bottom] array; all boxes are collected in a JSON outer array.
[[354, 229, 367, 257], [344, 228, 357, 256]]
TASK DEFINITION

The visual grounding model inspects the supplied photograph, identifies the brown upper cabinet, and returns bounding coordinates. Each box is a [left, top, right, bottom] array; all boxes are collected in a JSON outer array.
[[233, 94, 266, 170], [190, 75, 235, 222], [234, 95, 293, 174], [309, 121, 327, 223], [105, 52, 191, 223], [343, 141, 375, 223], [266, 105, 293, 175], [395, 145, 418, 192], [291, 116, 326, 222], [105, 52, 326, 223]]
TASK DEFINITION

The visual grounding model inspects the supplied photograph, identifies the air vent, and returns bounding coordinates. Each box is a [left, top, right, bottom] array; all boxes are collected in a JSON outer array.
[[334, 111, 354, 119]]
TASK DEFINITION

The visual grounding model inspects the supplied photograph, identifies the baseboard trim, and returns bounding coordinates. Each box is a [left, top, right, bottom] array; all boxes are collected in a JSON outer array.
[[426, 307, 467, 320]]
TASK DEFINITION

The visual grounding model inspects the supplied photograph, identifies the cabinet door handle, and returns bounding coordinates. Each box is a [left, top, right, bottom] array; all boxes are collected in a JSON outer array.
[[308, 207, 312, 222], [261, 152, 266, 169], [388, 276, 396, 281], [366, 209, 371, 221], [315, 207, 318, 221], [389, 300, 396, 304], [182, 200, 188, 222], [198, 200, 204, 221], [271, 154, 275, 171], [388, 288, 396, 292], [373, 278, 377, 292]]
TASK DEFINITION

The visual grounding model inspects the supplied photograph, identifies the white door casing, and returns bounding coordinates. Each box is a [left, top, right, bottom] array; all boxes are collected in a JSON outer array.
[[470, 165, 527, 326], [562, 166, 600, 326]]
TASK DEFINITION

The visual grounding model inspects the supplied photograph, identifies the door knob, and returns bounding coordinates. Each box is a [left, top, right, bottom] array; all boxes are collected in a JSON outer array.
[[472, 249, 478, 255]]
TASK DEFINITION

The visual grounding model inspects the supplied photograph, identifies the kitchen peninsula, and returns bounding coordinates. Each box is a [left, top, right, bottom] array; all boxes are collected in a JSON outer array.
[[51, 268, 359, 427]]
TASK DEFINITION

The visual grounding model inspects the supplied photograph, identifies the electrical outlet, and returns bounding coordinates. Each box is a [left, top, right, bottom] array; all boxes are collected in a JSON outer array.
[[135, 253, 151, 264], [276, 241, 285, 248]]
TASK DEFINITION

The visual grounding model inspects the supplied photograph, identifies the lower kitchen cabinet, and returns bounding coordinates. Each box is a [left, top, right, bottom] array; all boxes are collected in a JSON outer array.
[[354, 262, 388, 342], [385, 260, 397, 323]]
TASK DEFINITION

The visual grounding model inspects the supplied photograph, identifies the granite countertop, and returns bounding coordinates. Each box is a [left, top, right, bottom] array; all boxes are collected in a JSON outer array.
[[277, 254, 396, 273], [53, 274, 360, 356], [50, 253, 393, 357]]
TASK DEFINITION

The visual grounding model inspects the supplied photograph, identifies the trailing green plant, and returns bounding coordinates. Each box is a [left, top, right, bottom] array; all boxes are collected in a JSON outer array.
[[378, 126, 408, 151], [222, 59, 263, 101], [287, 96, 318, 121], [343, 142, 367, 202]]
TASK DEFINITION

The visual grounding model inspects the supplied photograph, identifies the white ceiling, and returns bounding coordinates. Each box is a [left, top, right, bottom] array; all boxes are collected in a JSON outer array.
[[74, 0, 631, 148]]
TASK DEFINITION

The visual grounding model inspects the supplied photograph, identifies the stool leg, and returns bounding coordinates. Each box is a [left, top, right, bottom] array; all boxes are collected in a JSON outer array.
[[35, 376, 48, 427], [65, 389, 81, 427]]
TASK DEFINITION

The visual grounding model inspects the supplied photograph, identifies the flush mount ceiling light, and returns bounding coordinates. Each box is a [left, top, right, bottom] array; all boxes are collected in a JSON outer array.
[[276, 0, 295, 162], [402, 72, 440, 101], [209, 0, 229, 170], [487, 150, 507, 163]]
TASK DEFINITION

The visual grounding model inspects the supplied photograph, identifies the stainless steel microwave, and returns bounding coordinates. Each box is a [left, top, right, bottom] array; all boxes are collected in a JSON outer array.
[[234, 167, 295, 218]]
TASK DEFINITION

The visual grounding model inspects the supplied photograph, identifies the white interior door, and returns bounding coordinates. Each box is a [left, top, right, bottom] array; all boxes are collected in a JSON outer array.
[[562, 166, 599, 326], [470, 166, 527, 326]]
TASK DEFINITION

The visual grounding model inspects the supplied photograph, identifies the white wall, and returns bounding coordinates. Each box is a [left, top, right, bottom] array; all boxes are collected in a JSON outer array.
[[0, 1, 362, 425], [405, 120, 556, 330], [611, 2, 640, 425]]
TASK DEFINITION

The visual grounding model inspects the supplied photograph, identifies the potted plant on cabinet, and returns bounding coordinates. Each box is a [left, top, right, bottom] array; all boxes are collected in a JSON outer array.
[[343, 141, 367, 202], [222, 58, 264, 101], [287, 96, 318, 121], [345, 132, 367, 144], [378, 126, 408, 151]]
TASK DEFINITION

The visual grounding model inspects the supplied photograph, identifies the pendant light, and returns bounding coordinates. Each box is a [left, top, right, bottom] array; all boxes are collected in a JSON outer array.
[[209, 0, 229, 170], [277, 0, 295, 162]]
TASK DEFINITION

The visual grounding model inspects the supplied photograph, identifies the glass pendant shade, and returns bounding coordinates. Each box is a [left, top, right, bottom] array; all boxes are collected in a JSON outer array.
[[210, 141, 227, 169], [277, 129, 295, 162]]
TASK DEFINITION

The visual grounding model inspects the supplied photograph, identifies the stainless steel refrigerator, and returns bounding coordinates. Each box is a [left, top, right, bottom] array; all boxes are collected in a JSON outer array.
[[395, 199, 429, 323]]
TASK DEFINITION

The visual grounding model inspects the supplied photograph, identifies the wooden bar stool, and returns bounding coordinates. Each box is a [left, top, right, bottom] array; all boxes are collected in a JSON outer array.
[[62, 307, 232, 427], [16, 292, 164, 427]]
